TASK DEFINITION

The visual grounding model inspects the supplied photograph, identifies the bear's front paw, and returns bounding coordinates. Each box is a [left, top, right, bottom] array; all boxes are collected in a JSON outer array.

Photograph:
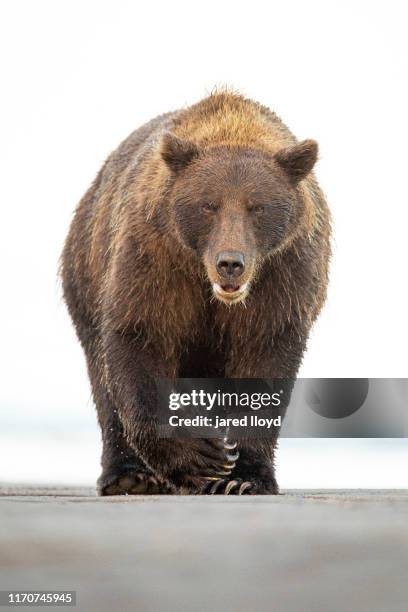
[[170, 438, 239, 493], [97, 466, 172, 496]]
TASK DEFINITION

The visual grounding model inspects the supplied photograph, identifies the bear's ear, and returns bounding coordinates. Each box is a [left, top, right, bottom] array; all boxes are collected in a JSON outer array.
[[161, 132, 200, 173], [275, 139, 318, 183]]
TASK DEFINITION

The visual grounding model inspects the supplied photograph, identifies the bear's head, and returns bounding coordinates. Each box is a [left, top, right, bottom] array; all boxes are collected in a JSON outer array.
[[161, 133, 318, 305]]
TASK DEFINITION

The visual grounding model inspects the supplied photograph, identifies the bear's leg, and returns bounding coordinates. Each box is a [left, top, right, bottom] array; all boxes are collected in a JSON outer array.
[[79, 327, 170, 495], [95, 387, 172, 496], [212, 324, 307, 495], [102, 330, 239, 493]]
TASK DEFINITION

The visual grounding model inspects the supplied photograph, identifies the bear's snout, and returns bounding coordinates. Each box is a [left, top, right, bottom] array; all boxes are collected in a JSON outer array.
[[216, 251, 245, 279]]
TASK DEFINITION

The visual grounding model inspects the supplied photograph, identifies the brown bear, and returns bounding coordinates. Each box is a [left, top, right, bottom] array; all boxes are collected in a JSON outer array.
[[61, 90, 331, 495]]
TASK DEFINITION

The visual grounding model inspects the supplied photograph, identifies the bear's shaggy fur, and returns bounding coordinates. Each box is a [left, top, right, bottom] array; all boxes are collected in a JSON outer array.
[[61, 91, 331, 495]]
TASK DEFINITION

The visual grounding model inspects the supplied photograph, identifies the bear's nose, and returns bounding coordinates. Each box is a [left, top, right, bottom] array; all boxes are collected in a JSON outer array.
[[216, 251, 245, 279]]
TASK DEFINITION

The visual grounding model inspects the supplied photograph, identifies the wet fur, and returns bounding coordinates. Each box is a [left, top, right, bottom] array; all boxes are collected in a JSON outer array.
[[61, 91, 331, 495]]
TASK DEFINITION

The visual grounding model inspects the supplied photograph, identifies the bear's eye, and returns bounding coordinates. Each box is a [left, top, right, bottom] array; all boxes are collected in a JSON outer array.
[[201, 202, 218, 213], [250, 205, 265, 215]]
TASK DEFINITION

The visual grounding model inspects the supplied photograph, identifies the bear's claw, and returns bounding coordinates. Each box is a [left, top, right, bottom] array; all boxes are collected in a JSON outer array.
[[238, 481, 253, 494], [203, 477, 254, 495], [209, 478, 227, 494], [223, 441, 238, 450], [224, 479, 241, 494]]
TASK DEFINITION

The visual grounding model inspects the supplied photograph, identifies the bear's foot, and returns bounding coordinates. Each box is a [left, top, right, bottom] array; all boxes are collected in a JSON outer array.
[[195, 443, 279, 495], [218, 450, 280, 495], [97, 465, 172, 496], [172, 438, 240, 493]]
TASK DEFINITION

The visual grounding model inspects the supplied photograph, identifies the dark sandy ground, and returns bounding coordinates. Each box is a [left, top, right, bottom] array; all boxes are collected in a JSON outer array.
[[0, 486, 407, 611]]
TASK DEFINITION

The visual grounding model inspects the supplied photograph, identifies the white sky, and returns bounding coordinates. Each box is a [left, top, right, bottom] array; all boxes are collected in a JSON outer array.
[[0, 0, 407, 486]]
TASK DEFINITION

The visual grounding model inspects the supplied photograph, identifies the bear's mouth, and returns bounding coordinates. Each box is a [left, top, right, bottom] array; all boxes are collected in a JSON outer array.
[[221, 284, 240, 293], [212, 282, 248, 304]]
